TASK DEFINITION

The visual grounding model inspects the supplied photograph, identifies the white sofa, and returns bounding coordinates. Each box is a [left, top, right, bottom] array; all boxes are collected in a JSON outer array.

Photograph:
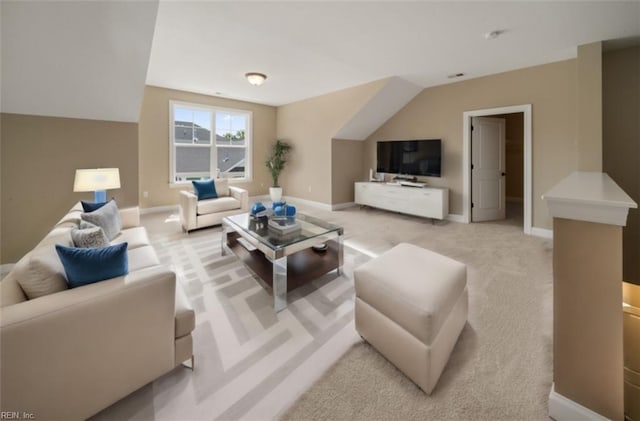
[[179, 178, 249, 232], [0, 202, 195, 420]]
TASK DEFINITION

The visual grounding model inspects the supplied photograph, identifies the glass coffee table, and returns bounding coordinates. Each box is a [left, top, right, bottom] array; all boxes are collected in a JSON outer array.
[[221, 213, 344, 312]]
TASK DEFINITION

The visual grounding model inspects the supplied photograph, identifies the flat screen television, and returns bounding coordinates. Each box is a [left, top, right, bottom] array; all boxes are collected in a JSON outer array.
[[376, 139, 442, 177]]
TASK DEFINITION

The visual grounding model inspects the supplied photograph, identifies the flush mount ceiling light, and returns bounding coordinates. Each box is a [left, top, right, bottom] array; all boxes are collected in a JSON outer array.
[[245, 72, 267, 86]]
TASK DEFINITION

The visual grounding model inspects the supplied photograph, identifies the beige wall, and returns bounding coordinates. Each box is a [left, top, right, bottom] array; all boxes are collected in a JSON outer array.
[[553, 217, 623, 420], [577, 42, 603, 172], [494, 113, 524, 201], [1, 113, 138, 263], [364, 60, 578, 229], [277, 79, 386, 204], [138, 86, 277, 208], [603, 45, 640, 285], [331, 138, 366, 204]]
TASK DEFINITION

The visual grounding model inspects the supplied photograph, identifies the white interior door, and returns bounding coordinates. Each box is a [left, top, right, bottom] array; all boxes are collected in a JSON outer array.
[[471, 116, 506, 222]]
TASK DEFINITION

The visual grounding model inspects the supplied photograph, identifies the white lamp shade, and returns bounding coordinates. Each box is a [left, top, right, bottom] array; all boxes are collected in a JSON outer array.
[[73, 168, 121, 192]]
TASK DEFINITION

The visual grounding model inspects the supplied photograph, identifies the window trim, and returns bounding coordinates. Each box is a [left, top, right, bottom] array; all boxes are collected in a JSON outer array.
[[169, 100, 253, 186]]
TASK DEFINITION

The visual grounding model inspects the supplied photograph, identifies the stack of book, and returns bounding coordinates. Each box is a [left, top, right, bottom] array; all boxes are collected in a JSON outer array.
[[268, 217, 301, 236]]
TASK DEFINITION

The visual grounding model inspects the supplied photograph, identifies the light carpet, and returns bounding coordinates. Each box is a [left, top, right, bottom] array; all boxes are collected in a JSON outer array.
[[93, 203, 553, 420], [283, 204, 554, 421]]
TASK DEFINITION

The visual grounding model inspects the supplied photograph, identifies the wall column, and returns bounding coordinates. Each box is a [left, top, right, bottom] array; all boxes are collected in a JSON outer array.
[[544, 172, 637, 420]]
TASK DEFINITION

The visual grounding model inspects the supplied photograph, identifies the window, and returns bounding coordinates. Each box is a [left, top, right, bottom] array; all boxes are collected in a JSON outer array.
[[170, 101, 252, 184]]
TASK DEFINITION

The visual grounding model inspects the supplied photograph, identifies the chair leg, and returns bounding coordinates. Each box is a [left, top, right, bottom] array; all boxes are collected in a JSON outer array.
[[181, 355, 194, 370]]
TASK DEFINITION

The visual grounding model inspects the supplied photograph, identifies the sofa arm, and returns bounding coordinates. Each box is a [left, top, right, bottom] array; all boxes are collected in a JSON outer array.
[[179, 190, 198, 232], [229, 186, 249, 211], [0, 266, 177, 420], [120, 206, 140, 229]]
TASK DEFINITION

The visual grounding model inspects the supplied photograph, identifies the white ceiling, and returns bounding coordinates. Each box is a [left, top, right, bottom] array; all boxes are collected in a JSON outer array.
[[147, 1, 640, 107], [1, 1, 639, 122]]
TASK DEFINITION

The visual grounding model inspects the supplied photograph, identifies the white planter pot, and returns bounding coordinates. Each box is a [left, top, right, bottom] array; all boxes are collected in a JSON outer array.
[[269, 187, 282, 202]]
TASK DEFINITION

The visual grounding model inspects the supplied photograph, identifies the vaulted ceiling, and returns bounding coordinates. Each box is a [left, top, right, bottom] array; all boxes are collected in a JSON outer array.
[[2, 1, 639, 122]]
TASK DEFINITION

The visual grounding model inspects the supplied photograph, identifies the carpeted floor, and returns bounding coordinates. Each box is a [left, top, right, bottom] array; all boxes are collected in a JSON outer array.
[[282, 203, 554, 421], [92, 202, 553, 420]]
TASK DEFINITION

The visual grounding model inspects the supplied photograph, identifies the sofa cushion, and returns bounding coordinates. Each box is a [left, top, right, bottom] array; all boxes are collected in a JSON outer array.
[[36, 226, 73, 249], [192, 179, 218, 200], [56, 243, 129, 288], [71, 226, 110, 248], [16, 247, 69, 300], [111, 227, 150, 250], [81, 200, 121, 240], [175, 283, 195, 338], [55, 210, 83, 227], [127, 245, 161, 272], [196, 196, 241, 215]]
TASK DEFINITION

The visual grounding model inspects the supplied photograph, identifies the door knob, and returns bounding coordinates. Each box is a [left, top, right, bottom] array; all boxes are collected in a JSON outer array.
[[501, 172, 506, 176]]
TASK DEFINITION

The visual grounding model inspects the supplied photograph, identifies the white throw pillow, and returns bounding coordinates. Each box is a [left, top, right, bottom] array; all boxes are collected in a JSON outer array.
[[81, 200, 121, 240], [214, 178, 229, 196], [17, 246, 69, 300]]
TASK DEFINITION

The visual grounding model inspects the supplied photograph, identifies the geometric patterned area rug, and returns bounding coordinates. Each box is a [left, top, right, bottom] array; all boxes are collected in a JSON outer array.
[[92, 223, 370, 420]]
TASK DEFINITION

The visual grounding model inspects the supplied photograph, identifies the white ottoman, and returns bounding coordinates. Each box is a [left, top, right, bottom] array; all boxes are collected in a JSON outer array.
[[354, 243, 468, 394]]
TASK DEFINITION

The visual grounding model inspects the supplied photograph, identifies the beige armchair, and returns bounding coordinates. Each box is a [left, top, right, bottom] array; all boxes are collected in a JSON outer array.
[[179, 179, 249, 232]]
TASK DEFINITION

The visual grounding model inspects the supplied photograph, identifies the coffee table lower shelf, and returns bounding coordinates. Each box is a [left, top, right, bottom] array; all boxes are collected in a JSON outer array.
[[226, 231, 340, 293]]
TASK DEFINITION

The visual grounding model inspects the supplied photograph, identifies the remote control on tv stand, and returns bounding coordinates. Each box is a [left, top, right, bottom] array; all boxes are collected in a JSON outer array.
[[400, 181, 426, 188]]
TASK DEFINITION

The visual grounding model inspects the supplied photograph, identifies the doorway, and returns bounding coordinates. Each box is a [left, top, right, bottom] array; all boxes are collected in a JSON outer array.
[[462, 104, 532, 234]]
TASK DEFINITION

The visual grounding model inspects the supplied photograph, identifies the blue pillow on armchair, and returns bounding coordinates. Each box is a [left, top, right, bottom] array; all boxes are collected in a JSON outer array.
[[55, 242, 129, 288], [192, 179, 218, 200]]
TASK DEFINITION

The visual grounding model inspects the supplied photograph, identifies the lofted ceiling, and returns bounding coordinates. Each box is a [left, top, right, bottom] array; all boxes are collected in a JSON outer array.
[[147, 1, 640, 106], [1, 1, 639, 122], [1, 1, 158, 122]]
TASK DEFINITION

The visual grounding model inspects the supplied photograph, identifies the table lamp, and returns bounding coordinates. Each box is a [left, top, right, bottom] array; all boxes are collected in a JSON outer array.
[[73, 168, 121, 202]]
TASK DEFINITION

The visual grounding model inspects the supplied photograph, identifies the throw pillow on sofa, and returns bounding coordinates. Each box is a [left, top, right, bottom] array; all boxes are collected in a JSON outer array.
[[81, 200, 121, 240], [81, 200, 110, 212], [55, 242, 129, 288], [192, 179, 218, 200], [16, 246, 70, 300], [71, 225, 109, 248]]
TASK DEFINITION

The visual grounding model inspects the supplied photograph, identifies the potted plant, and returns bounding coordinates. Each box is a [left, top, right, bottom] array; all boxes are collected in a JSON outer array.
[[265, 139, 291, 202]]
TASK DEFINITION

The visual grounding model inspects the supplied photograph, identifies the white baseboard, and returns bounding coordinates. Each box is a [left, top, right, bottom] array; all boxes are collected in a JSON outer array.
[[332, 202, 356, 211], [548, 383, 609, 421], [530, 226, 553, 239], [140, 205, 179, 215], [283, 196, 333, 211], [446, 214, 465, 223]]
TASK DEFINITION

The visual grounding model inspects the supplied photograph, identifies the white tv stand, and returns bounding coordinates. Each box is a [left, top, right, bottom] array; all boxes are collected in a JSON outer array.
[[355, 182, 449, 220]]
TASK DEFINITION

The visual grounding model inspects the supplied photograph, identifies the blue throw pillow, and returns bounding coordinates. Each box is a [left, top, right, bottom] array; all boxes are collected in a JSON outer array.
[[192, 179, 218, 200], [55, 242, 129, 288], [81, 200, 109, 212]]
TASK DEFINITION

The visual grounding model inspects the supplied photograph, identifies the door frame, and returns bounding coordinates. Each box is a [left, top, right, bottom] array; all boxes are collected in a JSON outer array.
[[462, 104, 532, 234]]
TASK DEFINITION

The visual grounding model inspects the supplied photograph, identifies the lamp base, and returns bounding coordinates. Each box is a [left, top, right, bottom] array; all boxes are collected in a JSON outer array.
[[94, 190, 107, 202]]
